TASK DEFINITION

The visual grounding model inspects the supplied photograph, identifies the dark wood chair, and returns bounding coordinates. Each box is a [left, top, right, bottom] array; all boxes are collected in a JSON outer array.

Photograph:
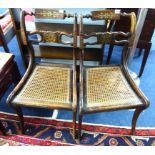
[[78, 10, 150, 140], [0, 9, 15, 53], [0, 52, 21, 135], [7, 9, 78, 138]]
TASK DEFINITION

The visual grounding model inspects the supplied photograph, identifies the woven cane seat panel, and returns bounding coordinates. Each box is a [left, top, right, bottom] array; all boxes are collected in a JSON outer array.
[[14, 65, 72, 107], [86, 66, 142, 108]]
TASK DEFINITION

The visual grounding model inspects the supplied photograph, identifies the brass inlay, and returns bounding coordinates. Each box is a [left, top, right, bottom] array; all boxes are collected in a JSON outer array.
[[92, 10, 120, 20], [35, 9, 64, 19], [98, 33, 113, 44], [41, 31, 59, 43]]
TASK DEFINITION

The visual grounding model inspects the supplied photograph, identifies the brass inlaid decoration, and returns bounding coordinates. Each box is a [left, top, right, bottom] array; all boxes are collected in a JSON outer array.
[[41, 31, 60, 43], [91, 10, 120, 20], [97, 32, 113, 44], [35, 9, 65, 19]]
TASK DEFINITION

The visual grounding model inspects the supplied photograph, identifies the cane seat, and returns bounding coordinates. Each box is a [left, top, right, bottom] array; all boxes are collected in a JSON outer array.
[[13, 64, 72, 109], [84, 66, 143, 111]]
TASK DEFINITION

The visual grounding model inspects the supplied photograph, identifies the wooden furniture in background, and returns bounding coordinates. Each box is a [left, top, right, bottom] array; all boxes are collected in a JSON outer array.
[[0, 9, 15, 53], [78, 10, 150, 140], [7, 9, 78, 139], [0, 52, 21, 135], [0, 121, 6, 135], [107, 8, 155, 77], [9, 8, 35, 69]]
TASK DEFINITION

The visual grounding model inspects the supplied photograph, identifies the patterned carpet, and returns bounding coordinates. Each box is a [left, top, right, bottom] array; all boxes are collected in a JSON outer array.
[[0, 112, 155, 146]]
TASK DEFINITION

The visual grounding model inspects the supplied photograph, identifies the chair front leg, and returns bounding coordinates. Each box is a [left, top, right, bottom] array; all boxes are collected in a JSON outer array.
[[13, 106, 25, 134], [78, 113, 83, 140], [131, 107, 144, 135], [73, 111, 77, 139]]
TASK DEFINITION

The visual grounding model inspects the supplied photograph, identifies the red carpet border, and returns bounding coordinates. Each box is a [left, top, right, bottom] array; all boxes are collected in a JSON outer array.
[[0, 112, 155, 146]]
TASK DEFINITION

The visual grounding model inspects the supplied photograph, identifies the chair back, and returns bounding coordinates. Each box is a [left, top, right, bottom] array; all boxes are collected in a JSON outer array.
[[79, 9, 137, 65], [20, 9, 77, 61]]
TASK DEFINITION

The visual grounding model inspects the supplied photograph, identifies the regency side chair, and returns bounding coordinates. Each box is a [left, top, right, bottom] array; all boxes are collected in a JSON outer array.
[[7, 9, 78, 138], [78, 10, 150, 139]]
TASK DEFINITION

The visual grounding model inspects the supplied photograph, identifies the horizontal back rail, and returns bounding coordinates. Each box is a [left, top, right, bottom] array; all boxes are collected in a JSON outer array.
[[28, 31, 73, 45], [83, 31, 130, 46], [20, 9, 75, 46]]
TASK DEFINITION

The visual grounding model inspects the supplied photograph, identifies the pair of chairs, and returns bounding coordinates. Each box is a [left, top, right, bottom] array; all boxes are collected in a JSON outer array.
[[7, 9, 149, 140]]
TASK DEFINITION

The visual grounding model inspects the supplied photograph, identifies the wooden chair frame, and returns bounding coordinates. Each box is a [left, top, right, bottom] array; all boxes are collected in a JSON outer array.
[[7, 9, 78, 138], [78, 10, 150, 140]]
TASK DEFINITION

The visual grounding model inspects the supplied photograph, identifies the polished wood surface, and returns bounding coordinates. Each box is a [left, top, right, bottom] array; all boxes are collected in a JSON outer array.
[[0, 52, 13, 69], [0, 53, 21, 98], [0, 9, 15, 53], [0, 52, 21, 135]]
